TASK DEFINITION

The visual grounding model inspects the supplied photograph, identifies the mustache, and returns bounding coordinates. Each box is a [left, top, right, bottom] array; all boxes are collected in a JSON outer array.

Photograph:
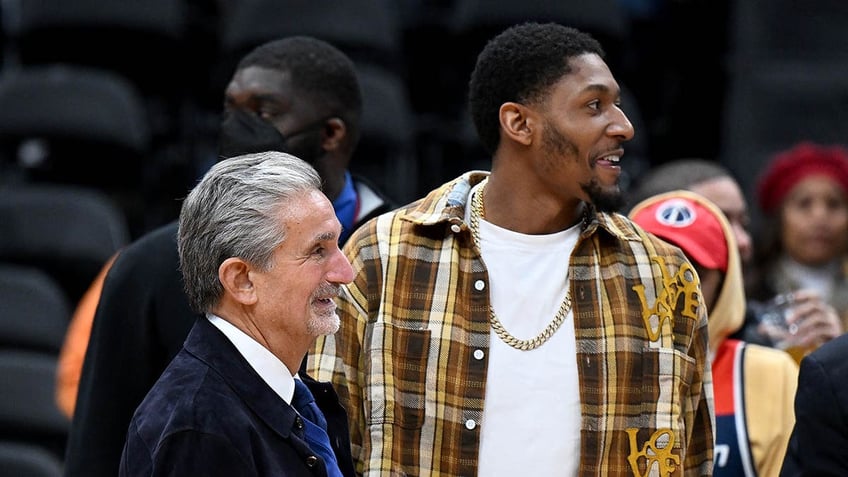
[[314, 283, 342, 299]]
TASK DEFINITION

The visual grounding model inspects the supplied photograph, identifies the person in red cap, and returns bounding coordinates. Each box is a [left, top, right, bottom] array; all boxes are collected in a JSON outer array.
[[630, 189, 799, 477], [627, 159, 754, 266], [627, 157, 841, 357], [747, 141, 847, 361]]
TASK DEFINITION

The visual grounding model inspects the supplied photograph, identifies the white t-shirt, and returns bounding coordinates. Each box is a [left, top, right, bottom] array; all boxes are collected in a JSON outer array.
[[468, 186, 582, 476]]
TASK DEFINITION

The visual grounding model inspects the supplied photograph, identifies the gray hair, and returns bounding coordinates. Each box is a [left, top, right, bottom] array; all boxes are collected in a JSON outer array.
[[178, 151, 322, 312], [626, 158, 733, 208]]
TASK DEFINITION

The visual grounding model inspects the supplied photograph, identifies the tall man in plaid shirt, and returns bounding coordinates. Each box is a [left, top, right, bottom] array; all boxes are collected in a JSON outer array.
[[309, 22, 715, 476]]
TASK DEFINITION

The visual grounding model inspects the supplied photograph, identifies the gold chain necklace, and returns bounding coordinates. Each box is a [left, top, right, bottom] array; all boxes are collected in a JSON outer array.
[[469, 179, 572, 351]]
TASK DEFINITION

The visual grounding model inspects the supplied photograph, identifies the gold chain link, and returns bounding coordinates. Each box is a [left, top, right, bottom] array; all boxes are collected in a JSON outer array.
[[469, 179, 572, 351]]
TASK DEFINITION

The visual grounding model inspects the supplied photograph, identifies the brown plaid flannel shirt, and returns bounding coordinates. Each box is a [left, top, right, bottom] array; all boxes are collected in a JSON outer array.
[[309, 172, 715, 476]]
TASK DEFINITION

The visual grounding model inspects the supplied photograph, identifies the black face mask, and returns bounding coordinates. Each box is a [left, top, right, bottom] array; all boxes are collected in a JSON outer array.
[[217, 109, 287, 159], [217, 109, 328, 164]]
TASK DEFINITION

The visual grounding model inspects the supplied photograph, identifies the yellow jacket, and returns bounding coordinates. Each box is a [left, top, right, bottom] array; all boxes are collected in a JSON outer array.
[[630, 190, 798, 477]]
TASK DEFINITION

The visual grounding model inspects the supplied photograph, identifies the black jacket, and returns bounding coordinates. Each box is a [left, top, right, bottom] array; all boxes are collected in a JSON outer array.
[[120, 317, 355, 476], [780, 332, 848, 476]]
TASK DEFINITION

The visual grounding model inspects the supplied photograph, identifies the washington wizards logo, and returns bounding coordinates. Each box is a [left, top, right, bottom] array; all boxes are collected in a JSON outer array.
[[655, 199, 696, 228]]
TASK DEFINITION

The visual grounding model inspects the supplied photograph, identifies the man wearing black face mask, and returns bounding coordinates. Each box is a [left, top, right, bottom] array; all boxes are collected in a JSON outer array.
[[219, 36, 393, 244], [59, 36, 394, 477]]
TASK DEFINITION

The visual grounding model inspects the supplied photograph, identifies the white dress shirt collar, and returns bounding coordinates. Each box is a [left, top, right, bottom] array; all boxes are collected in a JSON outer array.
[[206, 313, 296, 404]]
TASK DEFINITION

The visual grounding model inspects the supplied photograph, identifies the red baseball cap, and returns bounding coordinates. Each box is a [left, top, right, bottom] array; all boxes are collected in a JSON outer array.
[[629, 190, 729, 272]]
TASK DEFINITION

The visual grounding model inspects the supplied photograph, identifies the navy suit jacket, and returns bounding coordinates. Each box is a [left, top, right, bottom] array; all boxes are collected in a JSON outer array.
[[69, 182, 394, 476], [780, 332, 848, 476], [119, 317, 356, 477]]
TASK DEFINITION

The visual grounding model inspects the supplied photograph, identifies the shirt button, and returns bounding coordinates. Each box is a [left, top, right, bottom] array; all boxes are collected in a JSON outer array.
[[474, 280, 485, 291], [465, 419, 477, 430], [473, 349, 485, 360], [306, 455, 318, 467], [450, 224, 461, 233]]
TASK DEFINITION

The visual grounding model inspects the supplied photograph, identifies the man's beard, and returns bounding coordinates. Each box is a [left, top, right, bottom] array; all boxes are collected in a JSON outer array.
[[307, 312, 340, 336], [307, 284, 342, 336], [582, 178, 624, 212], [542, 120, 624, 213]]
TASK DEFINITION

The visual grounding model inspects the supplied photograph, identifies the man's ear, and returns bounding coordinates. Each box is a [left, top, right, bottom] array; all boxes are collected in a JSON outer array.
[[499, 102, 535, 146], [322, 117, 347, 151], [219, 257, 257, 305]]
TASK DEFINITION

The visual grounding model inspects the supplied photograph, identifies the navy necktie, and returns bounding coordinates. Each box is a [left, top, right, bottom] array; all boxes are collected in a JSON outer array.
[[292, 379, 343, 477]]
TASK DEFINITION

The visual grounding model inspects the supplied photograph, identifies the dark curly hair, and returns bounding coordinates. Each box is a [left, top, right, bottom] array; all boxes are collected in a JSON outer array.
[[237, 36, 363, 146], [468, 22, 604, 154]]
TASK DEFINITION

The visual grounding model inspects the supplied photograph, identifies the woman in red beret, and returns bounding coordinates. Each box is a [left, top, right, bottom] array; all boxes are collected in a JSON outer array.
[[747, 141, 848, 362]]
